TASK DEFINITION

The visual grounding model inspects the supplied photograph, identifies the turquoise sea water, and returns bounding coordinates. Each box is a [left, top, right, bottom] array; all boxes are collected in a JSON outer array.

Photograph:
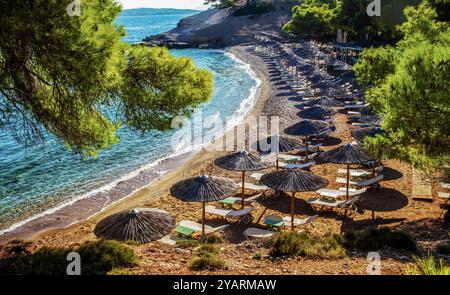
[[0, 9, 258, 232]]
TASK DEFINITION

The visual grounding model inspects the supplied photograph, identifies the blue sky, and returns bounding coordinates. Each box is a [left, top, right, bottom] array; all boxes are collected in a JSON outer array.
[[117, 0, 208, 10]]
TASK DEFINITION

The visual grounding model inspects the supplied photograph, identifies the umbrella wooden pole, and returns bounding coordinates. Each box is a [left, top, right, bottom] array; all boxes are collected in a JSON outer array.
[[276, 153, 279, 170], [202, 202, 206, 238], [291, 192, 296, 231], [304, 136, 309, 162], [346, 164, 350, 200], [241, 171, 245, 210], [305, 142, 309, 161]]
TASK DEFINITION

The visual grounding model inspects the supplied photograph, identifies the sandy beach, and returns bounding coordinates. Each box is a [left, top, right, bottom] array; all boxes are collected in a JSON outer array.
[[0, 44, 446, 275]]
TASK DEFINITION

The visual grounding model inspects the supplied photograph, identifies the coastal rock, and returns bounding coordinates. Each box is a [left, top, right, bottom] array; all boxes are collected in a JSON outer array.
[[143, 2, 297, 49]]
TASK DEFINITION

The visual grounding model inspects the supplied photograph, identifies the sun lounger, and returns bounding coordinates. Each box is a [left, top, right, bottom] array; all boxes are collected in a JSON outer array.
[[250, 172, 264, 182], [338, 187, 358, 192], [441, 183, 450, 189], [307, 196, 360, 213], [345, 103, 370, 110], [438, 192, 450, 200], [279, 153, 318, 163], [337, 169, 371, 177], [178, 220, 229, 236], [279, 161, 315, 170], [316, 188, 367, 198], [244, 183, 269, 191], [206, 206, 254, 224], [351, 122, 374, 127], [282, 215, 318, 227], [338, 166, 384, 177], [296, 144, 322, 152], [236, 193, 262, 205], [336, 175, 384, 187], [243, 227, 277, 240]]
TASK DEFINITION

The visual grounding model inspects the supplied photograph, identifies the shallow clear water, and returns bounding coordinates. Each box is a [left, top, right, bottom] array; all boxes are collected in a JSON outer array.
[[0, 9, 257, 231]]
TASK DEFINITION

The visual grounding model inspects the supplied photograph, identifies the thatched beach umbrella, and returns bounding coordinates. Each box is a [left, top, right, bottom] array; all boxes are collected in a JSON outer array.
[[352, 115, 382, 126], [215, 151, 271, 209], [284, 119, 332, 160], [302, 97, 344, 108], [352, 127, 384, 142], [317, 143, 373, 199], [253, 135, 302, 169], [261, 169, 328, 231], [170, 175, 237, 237], [298, 105, 336, 121], [94, 208, 175, 244]]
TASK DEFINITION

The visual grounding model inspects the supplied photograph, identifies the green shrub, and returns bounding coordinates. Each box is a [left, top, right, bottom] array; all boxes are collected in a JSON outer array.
[[253, 252, 262, 260], [0, 239, 137, 275], [269, 232, 346, 259], [76, 239, 136, 275], [188, 243, 225, 271], [189, 256, 225, 271], [343, 227, 417, 251], [197, 243, 218, 253], [404, 254, 450, 275], [107, 267, 136, 275], [176, 239, 199, 249]]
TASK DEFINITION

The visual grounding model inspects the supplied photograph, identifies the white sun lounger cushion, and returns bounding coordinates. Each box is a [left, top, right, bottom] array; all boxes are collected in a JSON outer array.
[[178, 220, 229, 235], [282, 215, 318, 226], [307, 196, 360, 208], [338, 166, 383, 176], [438, 192, 450, 200], [244, 183, 269, 191], [279, 161, 315, 169], [317, 188, 367, 198], [336, 175, 384, 186], [206, 206, 254, 218], [250, 172, 264, 181]]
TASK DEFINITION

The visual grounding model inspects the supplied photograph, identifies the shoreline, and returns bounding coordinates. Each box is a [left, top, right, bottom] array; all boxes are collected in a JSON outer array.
[[0, 46, 267, 243]]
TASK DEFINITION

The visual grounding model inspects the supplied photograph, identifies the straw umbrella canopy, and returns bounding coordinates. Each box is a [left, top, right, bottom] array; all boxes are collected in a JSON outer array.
[[252, 135, 302, 169], [301, 97, 345, 108], [298, 105, 336, 121], [215, 151, 271, 209], [317, 143, 373, 199], [284, 119, 332, 160], [352, 127, 384, 142], [354, 106, 373, 116], [94, 208, 175, 244], [170, 175, 238, 237], [352, 115, 382, 126], [261, 169, 328, 231]]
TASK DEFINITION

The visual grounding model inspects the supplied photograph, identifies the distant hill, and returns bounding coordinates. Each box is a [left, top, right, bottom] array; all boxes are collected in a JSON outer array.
[[121, 8, 202, 16]]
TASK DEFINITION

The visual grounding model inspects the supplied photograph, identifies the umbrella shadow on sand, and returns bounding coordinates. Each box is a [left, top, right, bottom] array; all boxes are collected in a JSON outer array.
[[382, 167, 404, 181], [339, 188, 409, 231], [321, 136, 342, 147], [256, 191, 317, 217]]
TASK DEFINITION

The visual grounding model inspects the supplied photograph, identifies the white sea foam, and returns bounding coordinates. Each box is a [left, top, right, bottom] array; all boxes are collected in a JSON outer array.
[[0, 49, 262, 237]]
